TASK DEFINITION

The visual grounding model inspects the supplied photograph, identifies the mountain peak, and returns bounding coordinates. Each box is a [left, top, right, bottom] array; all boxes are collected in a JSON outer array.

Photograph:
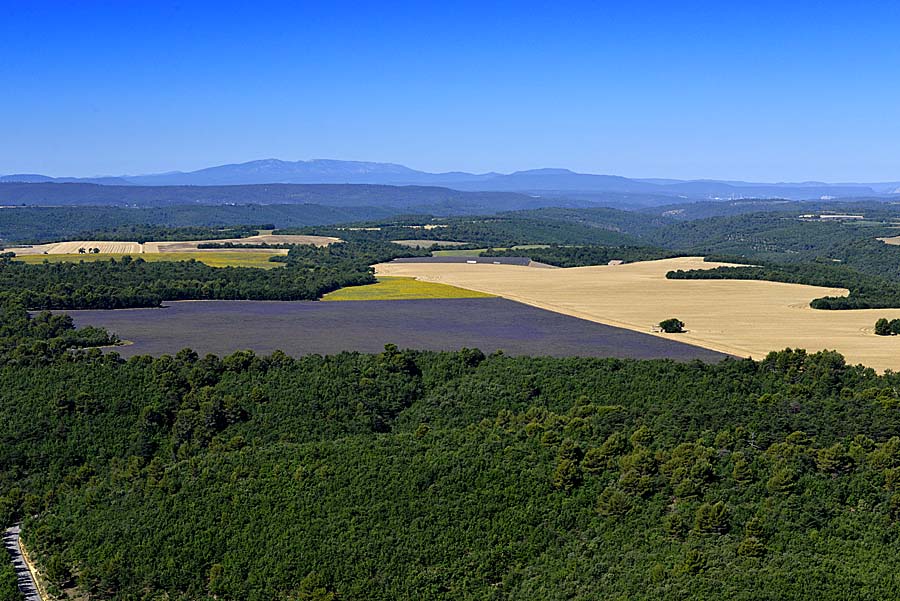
[[510, 168, 577, 176]]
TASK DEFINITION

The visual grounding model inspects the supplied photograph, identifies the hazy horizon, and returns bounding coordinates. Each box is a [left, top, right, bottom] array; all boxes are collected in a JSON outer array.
[[3, 157, 899, 186], [1, 1, 898, 181]]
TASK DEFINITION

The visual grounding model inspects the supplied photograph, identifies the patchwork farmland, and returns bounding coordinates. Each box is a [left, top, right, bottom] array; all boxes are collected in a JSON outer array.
[[5, 233, 339, 268], [8, 233, 337, 255]]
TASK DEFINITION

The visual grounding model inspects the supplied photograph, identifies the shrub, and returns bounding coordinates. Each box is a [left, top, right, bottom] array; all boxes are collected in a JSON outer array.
[[659, 318, 685, 333], [874, 317, 900, 336]]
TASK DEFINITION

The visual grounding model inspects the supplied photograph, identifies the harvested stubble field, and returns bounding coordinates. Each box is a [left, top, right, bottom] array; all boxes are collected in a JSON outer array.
[[64, 299, 728, 361], [376, 256, 900, 372], [13, 251, 284, 268], [11, 233, 336, 255], [322, 276, 495, 301], [11, 240, 143, 255]]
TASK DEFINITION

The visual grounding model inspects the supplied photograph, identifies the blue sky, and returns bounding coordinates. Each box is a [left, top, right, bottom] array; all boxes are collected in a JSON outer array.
[[1, 0, 898, 181]]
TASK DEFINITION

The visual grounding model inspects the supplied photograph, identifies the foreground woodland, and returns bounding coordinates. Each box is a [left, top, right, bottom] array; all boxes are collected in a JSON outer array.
[[2, 302, 900, 599]]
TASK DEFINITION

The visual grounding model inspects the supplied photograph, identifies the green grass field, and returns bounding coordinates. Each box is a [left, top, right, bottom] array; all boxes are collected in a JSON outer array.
[[13, 251, 284, 269], [322, 276, 495, 301]]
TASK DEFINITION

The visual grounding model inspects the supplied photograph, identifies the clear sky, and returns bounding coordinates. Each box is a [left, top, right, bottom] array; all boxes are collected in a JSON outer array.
[[1, 0, 898, 181]]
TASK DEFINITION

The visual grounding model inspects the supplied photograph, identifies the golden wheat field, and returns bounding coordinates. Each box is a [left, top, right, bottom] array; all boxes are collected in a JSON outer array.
[[376, 256, 900, 372], [11, 240, 144, 255]]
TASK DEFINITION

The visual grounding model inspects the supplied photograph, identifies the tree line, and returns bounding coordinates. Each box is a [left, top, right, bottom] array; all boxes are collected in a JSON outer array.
[[0, 241, 425, 310]]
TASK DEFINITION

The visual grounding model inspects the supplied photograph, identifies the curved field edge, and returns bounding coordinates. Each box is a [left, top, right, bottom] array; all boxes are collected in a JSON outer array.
[[322, 276, 495, 301], [374, 256, 900, 373]]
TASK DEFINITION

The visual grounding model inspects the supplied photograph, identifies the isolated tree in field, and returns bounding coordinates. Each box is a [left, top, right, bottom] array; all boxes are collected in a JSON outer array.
[[659, 318, 685, 333]]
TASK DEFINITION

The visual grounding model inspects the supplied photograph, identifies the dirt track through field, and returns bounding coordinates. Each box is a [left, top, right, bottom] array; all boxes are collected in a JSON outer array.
[[375, 256, 900, 372]]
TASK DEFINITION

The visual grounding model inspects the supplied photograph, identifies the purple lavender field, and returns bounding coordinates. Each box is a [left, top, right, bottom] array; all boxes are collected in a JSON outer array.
[[65, 298, 729, 361]]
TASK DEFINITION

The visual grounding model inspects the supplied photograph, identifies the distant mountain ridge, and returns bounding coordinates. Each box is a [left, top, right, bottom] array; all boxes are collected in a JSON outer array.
[[2, 158, 899, 200], [0, 182, 599, 214]]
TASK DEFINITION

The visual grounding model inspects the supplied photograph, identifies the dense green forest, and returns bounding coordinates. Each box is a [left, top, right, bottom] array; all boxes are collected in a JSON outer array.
[[0, 562, 22, 601], [0, 242, 424, 310], [64, 224, 268, 244], [0, 299, 117, 362], [482, 245, 682, 267], [4, 332, 900, 599], [283, 214, 640, 247], [0, 206, 398, 245], [0, 183, 551, 213]]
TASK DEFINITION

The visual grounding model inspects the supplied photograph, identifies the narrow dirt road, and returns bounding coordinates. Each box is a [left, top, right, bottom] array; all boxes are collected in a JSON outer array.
[[2, 525, 42, 601]]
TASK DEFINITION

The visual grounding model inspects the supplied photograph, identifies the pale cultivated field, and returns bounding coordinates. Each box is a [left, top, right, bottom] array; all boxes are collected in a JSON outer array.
[[376, 256, 900, 372], [879, 235, 900, 245], [12, 234, 337, 255], [11, 240, 143, 255], [145, 234, 339, 252]]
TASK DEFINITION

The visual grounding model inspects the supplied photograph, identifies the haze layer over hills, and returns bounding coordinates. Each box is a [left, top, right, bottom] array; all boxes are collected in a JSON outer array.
[[3, 158, 898, 200]]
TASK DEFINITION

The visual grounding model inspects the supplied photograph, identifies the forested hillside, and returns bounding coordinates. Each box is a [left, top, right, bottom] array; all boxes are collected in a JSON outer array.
[[482, 245, 682, 267], [0, 182, 575, 212], [2, 337, 900, 599], [0, 206, 397, 245], [285, 214, 639, 247]]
